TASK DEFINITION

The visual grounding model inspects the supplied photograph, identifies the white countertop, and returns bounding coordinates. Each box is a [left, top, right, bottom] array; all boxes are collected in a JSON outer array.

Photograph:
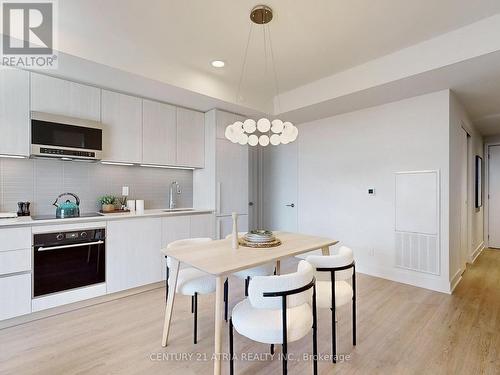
[[0, 208, 213, 228]]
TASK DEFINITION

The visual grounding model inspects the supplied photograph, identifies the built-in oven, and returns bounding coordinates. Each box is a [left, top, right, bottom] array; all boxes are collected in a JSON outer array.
[[30, 111, 103, 161], [33, 228, 106, 297]]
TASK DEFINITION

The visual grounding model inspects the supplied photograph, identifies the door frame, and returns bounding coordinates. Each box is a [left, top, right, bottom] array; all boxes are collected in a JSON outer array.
[[484, 142, 500, 249], [460, 126, 471, 271]]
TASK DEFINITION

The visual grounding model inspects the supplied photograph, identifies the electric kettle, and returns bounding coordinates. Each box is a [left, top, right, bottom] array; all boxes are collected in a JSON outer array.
[[53, 193, 80, 218]]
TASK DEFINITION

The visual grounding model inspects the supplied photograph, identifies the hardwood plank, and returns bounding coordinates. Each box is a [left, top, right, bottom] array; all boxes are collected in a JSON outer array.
[[0, 250, 498, 375]]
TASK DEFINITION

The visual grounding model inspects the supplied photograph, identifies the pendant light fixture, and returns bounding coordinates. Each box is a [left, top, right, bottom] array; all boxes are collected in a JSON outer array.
[[225, 5, 298, 146]]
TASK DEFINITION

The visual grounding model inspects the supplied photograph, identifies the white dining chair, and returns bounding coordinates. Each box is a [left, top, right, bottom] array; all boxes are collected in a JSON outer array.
[[163, 238, 216, 344], [229, 260, 318, 375], [224, 233, 275, 321], [306, 246, 356, 363]]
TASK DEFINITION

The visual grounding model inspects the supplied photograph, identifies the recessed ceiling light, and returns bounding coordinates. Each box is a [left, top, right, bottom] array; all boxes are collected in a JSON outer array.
[[211, 60, 225, 68]]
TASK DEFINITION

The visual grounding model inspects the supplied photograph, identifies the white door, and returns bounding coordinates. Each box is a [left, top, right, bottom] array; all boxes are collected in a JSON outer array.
[[488, 145, 500, 248], [262, 142, 298, 232]]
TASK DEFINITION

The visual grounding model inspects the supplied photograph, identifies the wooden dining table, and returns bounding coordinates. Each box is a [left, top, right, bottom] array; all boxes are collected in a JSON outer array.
[[161, 232, 338, 375]]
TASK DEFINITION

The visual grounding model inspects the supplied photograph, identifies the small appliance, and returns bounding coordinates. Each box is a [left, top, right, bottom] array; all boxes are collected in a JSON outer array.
[[30, 111, 103, 161]]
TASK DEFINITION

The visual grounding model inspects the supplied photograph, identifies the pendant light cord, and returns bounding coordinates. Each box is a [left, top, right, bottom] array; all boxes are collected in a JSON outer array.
[[267, 23, 282, 115], [236, 22, 254, 104]]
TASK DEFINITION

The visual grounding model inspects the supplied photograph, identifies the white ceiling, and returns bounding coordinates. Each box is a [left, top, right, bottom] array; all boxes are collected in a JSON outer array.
[[58, 0, 500, 114]]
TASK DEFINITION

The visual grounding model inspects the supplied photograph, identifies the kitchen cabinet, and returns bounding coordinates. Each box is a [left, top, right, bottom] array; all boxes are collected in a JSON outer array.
[[216, 214, 249, 240], [216, 138, 249, 216], [0, 68, 30, 157], [142, 99, 177, 166], [190, 213, 215, 239], [30, 73, 101, 121], [160, 214, 214, 279], [176, 107, 205, 168], [106, 218, 163, 293], [101, 90, 142, 164], [0, 273, 32, 320]]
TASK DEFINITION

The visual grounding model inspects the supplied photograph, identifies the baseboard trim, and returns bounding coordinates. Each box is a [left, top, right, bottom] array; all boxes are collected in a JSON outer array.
[[450, 268, 463, 293], [0, 281, 164, 330], [355, 263, 451, 294], [470, 242, 485, 263]]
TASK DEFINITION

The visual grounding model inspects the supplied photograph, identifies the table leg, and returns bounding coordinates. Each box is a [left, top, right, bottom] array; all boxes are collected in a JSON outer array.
[[162, 258, 179, 347], [275, 260, 281, 275], [214, 276, 224, 375], [321, 246, 330, 256]]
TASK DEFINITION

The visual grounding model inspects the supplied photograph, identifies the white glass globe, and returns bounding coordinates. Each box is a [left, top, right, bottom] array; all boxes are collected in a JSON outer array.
[[243, 119, 256, 133], [257, 118, 271, 133], [289, 126, 299, 142], [280, 133, 290, 144], [270, 134, 281, 146], [232, 122, 244, 134], [271, 119, 284, 133], [259, 134, 270, 146], [248, 134, 259, 146], [238, 133, 249, 145], [225, 126, 238, 143]]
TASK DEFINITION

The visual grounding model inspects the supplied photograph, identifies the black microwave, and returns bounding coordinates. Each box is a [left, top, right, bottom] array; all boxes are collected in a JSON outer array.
[[30, 111, 103, 161]]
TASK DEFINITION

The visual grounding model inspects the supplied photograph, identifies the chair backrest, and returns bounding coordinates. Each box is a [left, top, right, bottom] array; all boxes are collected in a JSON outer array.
[[306, 246, 354, 282], [248, 260, 314, 309], [167, 237, 212, 250]]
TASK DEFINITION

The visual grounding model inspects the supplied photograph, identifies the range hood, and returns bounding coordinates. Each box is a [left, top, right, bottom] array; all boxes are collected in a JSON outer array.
[[30, 112, 103, 162]]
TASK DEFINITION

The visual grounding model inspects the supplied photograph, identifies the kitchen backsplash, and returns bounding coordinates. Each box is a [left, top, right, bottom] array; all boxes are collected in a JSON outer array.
[[0, 158, 193, 215]]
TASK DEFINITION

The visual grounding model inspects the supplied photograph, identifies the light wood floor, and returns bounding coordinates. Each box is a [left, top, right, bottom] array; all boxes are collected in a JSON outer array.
[[0, 250, 498, 375]]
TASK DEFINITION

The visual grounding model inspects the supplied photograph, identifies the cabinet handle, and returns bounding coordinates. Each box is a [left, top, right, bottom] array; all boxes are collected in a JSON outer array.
[[37, 240, 104, 252], [286, 203, 295, 208]]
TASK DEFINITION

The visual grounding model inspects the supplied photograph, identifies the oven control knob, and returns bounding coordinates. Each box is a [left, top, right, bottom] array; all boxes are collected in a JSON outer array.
[[56, 233, 64, 241], [80, 232, 88, 239]]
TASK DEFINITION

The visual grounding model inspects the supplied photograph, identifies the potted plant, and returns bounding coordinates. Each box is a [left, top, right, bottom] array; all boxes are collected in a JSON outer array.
[[99, 195, 116, 212]]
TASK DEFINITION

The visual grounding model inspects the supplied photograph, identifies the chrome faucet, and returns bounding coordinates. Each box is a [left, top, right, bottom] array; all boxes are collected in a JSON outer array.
[[169, 181, 181, 209]]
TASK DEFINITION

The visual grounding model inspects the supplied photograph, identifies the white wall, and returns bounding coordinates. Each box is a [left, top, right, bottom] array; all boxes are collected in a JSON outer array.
[[264, 90, 454, 292], [449, 92, 484, 287]]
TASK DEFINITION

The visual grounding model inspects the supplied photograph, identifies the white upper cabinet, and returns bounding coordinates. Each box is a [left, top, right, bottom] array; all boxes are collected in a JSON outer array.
[[176, 107, 205, 168], [30, 73, 101, 121], [101, 90, 142, 164], [142, 99, 177, 166], [0, 68, 30, 157]]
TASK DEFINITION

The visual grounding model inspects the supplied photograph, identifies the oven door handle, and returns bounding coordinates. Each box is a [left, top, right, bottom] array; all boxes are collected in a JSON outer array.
[[36, 240, 104, 252]]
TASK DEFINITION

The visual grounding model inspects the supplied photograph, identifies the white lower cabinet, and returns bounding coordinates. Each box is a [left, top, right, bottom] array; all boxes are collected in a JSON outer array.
[[190, 213, 215, 239], [160, 214, 215, 279], [0, 273, 32, 320], [216, 214, 248, 240], [107, 218, 163, 293]]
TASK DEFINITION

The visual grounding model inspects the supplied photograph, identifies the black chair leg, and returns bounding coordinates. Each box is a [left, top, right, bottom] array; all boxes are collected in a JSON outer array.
[[353, 268, 357, 346], [191, 295, 194, 313], [312, 284, 318, 375], [224, 278, 229, 322], [193, 292, 198, 344], [331, 307, 336, 364], [244, 276, 250, 297], [229, 318, 234, 375], [270, 344, 274, 355], [281, 296, 288, 375]]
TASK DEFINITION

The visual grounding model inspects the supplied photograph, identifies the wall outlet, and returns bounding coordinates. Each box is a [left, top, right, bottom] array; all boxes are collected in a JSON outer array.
[[368, 188, 375, 195], [122, 186, 129, 196]]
